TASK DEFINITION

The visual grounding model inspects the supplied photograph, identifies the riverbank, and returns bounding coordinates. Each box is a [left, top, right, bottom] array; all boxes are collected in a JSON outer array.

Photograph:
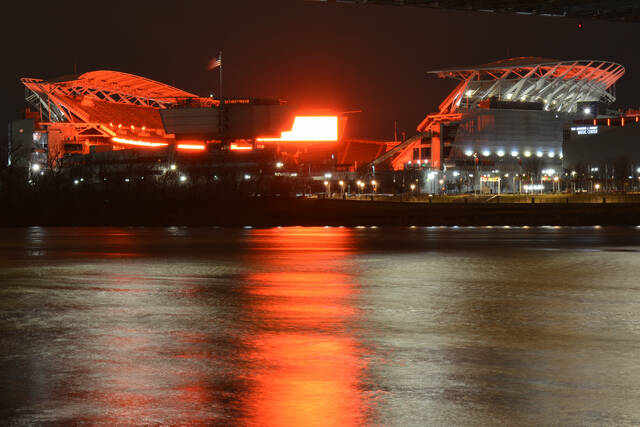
[[2, 197, 640, 226]]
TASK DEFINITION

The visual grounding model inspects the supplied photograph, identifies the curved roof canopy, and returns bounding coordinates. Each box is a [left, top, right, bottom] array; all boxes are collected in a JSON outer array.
[[430, 58, 625, 114], [22, 70, 201, 109], [75, 70, 196, 101]]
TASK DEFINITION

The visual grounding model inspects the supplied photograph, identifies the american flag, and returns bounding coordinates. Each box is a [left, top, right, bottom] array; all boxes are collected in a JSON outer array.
[[207, 52, 222, 70]]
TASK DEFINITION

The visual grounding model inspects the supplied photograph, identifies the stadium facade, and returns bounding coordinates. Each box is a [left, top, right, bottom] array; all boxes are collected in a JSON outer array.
[[373, 57, 625, 193], [11, 71, 393, 188], [8, 57, 633, 194]]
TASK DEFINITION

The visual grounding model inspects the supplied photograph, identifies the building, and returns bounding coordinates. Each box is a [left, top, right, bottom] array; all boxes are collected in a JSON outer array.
[[373, 57, 625, 193], [563, 113, 640, 191], [10, 71, 391, 187]]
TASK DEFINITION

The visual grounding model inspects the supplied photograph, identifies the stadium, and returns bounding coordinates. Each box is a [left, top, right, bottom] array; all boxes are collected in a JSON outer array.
[[372, 57, 626, 192], [8, 57, 634, 194]]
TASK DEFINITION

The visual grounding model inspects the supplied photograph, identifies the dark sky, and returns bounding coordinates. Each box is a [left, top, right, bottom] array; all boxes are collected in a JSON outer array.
[[2, 0, 639, 141]]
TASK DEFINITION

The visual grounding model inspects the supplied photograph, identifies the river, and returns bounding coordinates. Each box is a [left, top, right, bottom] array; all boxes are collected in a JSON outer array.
[[1, 226, 639, 425]]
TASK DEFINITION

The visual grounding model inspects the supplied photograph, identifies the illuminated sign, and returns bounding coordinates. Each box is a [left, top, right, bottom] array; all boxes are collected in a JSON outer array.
[[570, 126, 598, 135], [523, 184, 544, 191]]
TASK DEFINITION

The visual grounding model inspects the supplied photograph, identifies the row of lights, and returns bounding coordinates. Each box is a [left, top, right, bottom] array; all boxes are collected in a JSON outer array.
[[464, 149, 563, 159]]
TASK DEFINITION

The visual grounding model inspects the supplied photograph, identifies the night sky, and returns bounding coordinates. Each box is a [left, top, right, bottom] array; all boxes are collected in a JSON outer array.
[[2, 0, 640, 142]]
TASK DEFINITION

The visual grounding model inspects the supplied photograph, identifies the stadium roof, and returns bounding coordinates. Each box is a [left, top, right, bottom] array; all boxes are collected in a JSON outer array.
[[22, 70, 198, 109], [427, 58, 625, 115], [308, 1, 640, 22], [430, 57, 562, 73]]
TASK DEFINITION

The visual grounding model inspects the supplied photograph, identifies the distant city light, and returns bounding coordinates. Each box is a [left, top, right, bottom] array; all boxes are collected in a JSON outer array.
[[244, 174, 251, 180], [180, 175, 187, 182], [31, 163, 41, 172]]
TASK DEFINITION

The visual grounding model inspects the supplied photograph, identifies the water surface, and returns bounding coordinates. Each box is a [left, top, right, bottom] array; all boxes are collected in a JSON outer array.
[[1, 226, 640, 425]]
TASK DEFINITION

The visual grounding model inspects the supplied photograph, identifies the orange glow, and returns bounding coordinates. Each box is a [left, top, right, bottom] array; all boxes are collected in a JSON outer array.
[[258, 116, 338, 142], [112, 137, 168, 147], [177, 143, 205, 150], [607, 118, 611, 126], [242, 228, 369, 425], [622, 117, 625, 126], [230, 143, 253, 150], [593, 119, 597, 125]]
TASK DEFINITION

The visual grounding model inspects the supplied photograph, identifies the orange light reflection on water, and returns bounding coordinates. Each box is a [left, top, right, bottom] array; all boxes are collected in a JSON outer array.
[[243, 228, 370, 426]]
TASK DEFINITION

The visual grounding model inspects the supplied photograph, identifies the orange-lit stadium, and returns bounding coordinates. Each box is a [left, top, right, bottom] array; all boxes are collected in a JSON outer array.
[[13, 70, 394, 186]]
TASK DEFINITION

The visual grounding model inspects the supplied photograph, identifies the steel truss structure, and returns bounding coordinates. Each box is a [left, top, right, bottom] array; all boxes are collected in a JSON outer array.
[[417, 57, 624, 132], [21, 70, 206, 125], [370, 57, 625, 171], [308, 1, 640, 22]]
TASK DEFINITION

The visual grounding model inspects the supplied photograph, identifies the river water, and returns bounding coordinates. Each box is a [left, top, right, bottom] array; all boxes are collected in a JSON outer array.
[[1, 226, 639, 425]]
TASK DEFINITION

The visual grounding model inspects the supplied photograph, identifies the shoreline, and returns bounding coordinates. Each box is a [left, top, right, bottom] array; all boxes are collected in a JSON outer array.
[[2, 198, 640, 227]]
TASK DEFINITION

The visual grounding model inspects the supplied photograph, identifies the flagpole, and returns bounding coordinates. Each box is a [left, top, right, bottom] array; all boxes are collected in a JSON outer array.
[[219, 50, 223, 100]]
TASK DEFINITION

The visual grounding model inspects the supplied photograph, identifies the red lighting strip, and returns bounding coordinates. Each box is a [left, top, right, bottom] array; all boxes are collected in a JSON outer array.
[[112, 137, 168, 147], [177, 144, 205, 150]]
